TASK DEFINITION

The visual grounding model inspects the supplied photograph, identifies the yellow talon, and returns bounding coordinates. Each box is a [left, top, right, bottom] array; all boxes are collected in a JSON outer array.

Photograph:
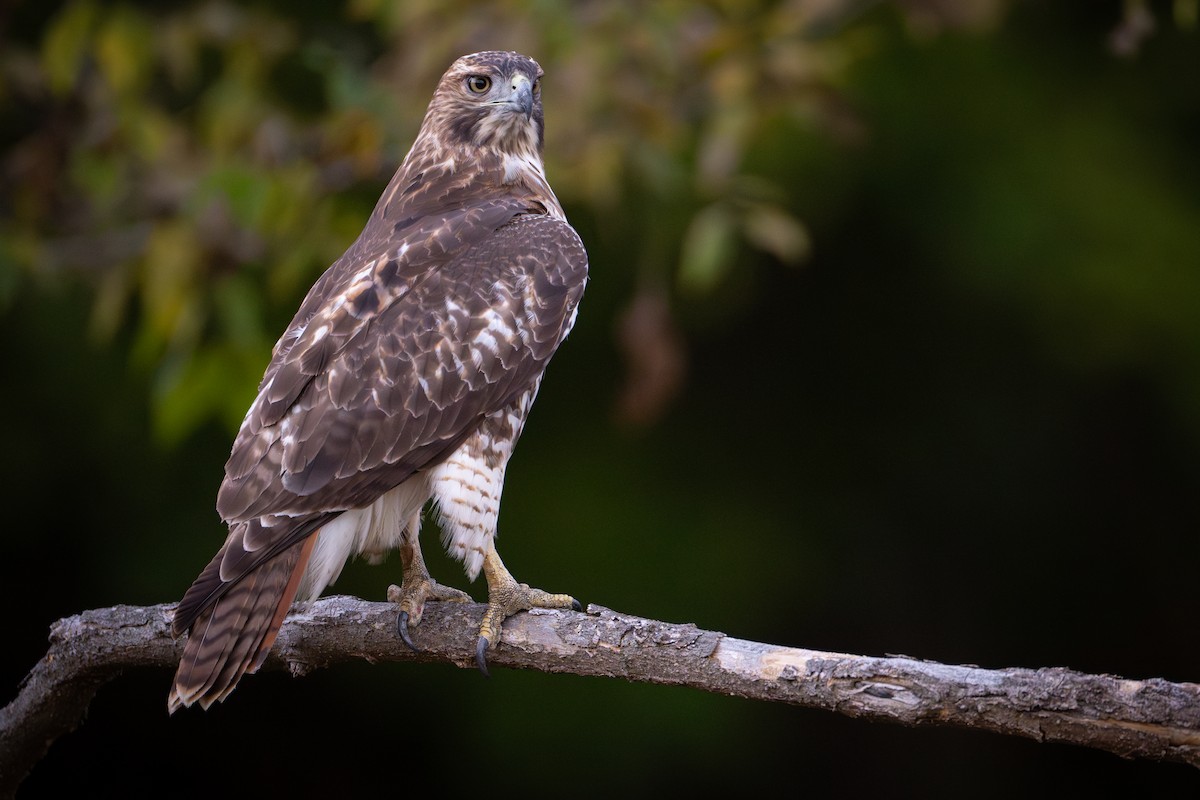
[[475, 544, 579, 675], [387, 526, 471, 651]]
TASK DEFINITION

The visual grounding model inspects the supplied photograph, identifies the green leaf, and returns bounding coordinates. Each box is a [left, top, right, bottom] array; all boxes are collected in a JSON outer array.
[[42, 0, 98, 95], [678, 205, 736, 293], [95, 5, 153, 96], [742, 203, 811, 265]]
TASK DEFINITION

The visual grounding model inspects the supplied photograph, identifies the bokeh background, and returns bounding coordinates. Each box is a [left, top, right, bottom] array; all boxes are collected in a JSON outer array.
[[2, 0, 1198, 796]]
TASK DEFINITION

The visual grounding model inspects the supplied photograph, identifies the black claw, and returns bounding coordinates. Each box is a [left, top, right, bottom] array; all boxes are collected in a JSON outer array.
[[571, 599, 582, 612], [475, 637, 491, 677], [397, 611, 420, 652]]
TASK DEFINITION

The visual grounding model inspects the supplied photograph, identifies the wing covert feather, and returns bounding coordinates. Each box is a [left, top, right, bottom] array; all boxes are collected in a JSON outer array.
[[216, 213, 587, 523]]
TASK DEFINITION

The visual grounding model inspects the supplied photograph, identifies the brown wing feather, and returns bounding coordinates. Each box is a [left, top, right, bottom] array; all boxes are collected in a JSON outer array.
[[217, 213, 587, 523]]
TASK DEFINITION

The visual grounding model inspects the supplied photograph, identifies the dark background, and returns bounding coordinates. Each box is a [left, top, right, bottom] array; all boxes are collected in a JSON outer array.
[[2, 1, 1198, 796]]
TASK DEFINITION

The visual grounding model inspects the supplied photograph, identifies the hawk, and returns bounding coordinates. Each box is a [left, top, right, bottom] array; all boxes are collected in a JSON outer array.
[[169, 51, 588, 711]]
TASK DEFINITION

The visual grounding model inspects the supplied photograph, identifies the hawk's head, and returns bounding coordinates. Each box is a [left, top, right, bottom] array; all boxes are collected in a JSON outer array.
[[392, 51, 562, 210], [423, 51, 545, 157]]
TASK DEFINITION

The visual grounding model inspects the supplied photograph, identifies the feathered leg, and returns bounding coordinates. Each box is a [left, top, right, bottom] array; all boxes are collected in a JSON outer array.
[[387, 511, 473, 651]]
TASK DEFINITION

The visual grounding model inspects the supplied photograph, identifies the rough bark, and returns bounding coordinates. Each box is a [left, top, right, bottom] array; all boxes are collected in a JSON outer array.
[[2, 597, 1198, 795]]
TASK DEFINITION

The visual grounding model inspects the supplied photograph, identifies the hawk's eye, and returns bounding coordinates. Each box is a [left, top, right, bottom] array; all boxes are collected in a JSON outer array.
[[532, 78, 541, 95], [466, 75, 491, 94]]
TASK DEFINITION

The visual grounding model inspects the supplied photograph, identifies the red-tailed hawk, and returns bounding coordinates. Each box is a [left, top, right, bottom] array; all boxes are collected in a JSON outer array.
[[169, 51, 587, 711]]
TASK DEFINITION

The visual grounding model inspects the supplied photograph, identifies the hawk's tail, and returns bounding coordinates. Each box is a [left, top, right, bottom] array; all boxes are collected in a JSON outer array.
[[168, 530, 318, 713]]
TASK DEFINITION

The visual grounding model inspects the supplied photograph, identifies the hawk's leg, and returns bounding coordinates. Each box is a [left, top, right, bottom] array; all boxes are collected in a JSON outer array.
[[387, 518, 472, 651], [476, 542, 580, 675]]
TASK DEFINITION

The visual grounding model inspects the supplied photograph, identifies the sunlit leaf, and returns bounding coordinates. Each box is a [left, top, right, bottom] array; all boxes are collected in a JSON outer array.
[[678, 204, 736, 293], [741, 203, 811, 265], [95, 5, 152, 96], [141, 221, 200, 347], [41, 0, 98, 95]]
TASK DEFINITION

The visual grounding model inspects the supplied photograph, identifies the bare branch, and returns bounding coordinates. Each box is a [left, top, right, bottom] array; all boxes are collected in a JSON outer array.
[[2, 596, 1198, 795]]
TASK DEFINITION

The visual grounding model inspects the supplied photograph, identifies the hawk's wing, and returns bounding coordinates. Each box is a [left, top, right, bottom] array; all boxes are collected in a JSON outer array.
[[172, 209, 587, 636]]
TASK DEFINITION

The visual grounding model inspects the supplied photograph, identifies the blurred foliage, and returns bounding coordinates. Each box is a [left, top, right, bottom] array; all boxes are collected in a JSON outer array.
[[3, 0, 860, 441], [4, 0, 1198, 442], [3, 0, 1200, 797]]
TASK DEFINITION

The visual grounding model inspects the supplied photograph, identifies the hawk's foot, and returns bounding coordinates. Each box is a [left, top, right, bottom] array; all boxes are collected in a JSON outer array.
[[387, 577, 473, 651], [476, 545, 580, 676]]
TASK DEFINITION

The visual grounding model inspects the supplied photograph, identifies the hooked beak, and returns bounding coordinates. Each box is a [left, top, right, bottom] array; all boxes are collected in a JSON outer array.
[[506, 74, 534, 121]]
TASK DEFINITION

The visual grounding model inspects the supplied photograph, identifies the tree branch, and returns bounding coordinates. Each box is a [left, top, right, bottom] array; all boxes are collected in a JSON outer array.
[[3, 596, 1198, 794]]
